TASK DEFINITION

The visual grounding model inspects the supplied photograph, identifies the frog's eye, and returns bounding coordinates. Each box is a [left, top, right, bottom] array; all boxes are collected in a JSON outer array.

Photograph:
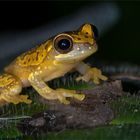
[[91, 24, 99, 40], [54, 35, 73, 54]]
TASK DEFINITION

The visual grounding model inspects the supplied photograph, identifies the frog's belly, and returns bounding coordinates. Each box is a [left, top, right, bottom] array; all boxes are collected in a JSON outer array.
[[23, 63, 77, 87], [43, 69, 70, 82], [5, 61, 77, 87], [43, 64, 76, 82], [21, 69, 72, 87]]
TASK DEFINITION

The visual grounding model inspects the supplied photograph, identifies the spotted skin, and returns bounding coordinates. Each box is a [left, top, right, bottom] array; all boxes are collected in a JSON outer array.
[[0, 73, 31, 105], [0, 74, 15, 88], [0, 23, 107, 105], [16, 41, 52, 66]]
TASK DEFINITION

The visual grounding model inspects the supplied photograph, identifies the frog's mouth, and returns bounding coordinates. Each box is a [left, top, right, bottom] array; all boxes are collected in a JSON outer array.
[[55, 43, 97, 63]]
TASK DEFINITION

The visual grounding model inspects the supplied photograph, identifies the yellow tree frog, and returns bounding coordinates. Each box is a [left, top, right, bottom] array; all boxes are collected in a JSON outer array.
[[0, 23, 107, 105]]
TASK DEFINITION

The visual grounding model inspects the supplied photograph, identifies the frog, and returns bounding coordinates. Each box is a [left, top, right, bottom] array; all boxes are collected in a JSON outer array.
[[0, 23, 107, 105]]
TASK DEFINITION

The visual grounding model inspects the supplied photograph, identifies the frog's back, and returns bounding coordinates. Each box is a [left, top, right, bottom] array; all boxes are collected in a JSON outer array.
[[16, 42, 50, 67], [4, 41, 51, 73]]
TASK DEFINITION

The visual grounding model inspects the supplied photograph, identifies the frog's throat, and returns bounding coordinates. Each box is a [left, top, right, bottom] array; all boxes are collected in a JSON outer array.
[[55, 45, 97, 63]]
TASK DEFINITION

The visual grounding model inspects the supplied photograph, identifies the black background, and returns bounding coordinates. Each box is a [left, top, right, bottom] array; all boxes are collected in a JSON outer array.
[[0, 1, 140, 65]]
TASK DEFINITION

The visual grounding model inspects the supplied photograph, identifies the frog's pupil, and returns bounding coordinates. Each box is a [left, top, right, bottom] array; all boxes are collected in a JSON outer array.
[[58, 39, 70, 50]]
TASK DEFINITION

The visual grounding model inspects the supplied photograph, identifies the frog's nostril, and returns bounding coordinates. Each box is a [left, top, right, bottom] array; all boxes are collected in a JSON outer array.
[[84, 35, 89, 38], [77, 38, 81, 40]]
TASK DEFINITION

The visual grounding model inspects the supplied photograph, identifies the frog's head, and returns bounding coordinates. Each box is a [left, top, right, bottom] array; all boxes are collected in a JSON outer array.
[[50, 23, 98, 63]]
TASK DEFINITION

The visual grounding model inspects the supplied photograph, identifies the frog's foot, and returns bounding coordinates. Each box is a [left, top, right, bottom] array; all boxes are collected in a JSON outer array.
[[76, 67, 108, 84], [55, 88, 85, 104], [1, 94, 32, 104], [37, 87, 85, 104], [16, 95, 32, 104]]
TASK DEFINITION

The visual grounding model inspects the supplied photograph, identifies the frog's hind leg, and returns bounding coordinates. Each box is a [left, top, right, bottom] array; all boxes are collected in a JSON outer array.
[[0, 73, 32, 105], [1, 94, 31, 104]]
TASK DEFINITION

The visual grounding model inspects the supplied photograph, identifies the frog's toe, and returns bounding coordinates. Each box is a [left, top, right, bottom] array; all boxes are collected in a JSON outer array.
[[87, 68, 108, 84], [18, 95, 32, 104], [74, 93, 85, 101], [56, 88, 85, 104], [76, 76, 90, 82], [99, 75, 108, 81], [93, 77, 100, 84], [58, 96, 70, 104]]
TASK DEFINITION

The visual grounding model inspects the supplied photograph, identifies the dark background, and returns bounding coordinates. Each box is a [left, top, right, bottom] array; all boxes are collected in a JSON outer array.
[[0, 1, 140, 67]]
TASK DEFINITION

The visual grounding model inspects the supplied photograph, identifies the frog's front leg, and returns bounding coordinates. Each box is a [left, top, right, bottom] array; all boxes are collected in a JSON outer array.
[[75, 62, 108, 84], [28, 73, 85, 104]]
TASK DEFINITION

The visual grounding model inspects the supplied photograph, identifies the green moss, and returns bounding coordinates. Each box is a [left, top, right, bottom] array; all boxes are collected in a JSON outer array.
[[0, 125, 23, 138], [110, 96, 140, 124], [23, 125, 140, 140]]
